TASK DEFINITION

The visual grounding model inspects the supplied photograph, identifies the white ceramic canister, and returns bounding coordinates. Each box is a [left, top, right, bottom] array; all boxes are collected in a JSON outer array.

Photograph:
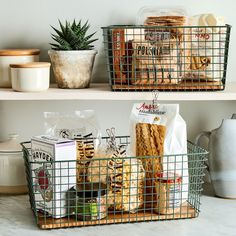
[[0, 134, 27, 194], [10, 62, 51, 92], [0, 49, 40, 88]]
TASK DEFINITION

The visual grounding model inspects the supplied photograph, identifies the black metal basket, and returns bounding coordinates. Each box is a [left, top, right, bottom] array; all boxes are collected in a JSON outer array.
[[21, 137, 207, 229], [102, 25, 231, 91]]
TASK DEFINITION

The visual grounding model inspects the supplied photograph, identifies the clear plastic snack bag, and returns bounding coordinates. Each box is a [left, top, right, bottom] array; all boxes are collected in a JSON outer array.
[[87, 128, 145, 213], [185, 14, 226, 81], [44, 110, 101, 184], [133, 6, 189, 84]]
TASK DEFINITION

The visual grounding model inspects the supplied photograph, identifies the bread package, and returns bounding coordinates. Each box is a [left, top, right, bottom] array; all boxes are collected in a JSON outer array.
[[130, 102, 188, 209], [136, 122, 166, 207]]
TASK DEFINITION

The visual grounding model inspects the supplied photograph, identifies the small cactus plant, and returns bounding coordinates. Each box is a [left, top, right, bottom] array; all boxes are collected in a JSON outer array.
[[50, 19, 98, 50]]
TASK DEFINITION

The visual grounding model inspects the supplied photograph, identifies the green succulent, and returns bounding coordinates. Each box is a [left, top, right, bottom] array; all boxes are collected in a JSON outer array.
[[50, 19, 98, 50]]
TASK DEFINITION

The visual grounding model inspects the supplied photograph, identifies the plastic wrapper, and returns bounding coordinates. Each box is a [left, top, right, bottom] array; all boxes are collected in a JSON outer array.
[[185, 13, 226, 81], [87, 130, 145, 213], [136, 6, 188, 25], [44, 110, 101, 184], [133, 6, 188, 84]]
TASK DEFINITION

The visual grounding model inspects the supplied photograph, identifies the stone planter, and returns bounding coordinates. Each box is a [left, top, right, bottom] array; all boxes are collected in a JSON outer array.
[[48, 50, 97, 89]]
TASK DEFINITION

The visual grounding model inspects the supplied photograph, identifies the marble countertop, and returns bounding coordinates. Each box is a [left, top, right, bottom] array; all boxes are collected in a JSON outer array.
[[0, 184, 236, 236]]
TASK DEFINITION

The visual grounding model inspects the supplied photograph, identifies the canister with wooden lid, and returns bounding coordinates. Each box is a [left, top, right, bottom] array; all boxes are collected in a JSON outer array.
[[10, 62, 51, 92], [0, 49, 40, 87]]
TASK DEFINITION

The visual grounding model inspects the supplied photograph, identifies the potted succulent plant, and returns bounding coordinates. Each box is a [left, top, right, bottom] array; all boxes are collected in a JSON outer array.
[[48, 20, 98, 89]]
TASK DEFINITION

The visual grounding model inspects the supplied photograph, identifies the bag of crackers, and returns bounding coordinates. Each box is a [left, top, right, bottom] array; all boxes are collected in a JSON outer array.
[[133, 6, 189, 85], [87, 128, 145, 213], [129, 100, 188, 213]]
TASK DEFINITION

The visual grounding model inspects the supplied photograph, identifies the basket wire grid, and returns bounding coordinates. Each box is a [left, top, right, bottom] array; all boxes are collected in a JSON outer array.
[[102, 25, 231, 91], [22, 136, 207, 229]]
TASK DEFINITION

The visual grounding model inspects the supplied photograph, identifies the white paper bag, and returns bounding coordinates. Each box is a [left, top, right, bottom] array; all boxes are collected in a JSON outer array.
[[130, 102, 188, 202]]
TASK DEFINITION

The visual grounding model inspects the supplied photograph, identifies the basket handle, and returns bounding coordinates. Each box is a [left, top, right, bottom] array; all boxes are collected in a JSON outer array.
[[195, 131, 211, 147], [195, 131, 211, 181]]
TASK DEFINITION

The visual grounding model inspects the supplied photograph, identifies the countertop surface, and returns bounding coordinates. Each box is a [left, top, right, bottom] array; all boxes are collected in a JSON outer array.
[[0, 184, 236, 236]]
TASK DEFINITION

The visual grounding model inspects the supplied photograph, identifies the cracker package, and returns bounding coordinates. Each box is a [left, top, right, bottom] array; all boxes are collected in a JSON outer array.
[[133, 7, 188, 85], [112, 28, 145, 84], [87, 129, 145, 213], [132, 38, 179, 84], [130, 102, 188, 205], [186, 14, 226, 81], [44, 110, 101, 184]]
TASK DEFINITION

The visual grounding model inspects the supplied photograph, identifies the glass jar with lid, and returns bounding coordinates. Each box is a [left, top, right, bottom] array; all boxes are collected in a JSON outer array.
[[68, 182, 108, 221]]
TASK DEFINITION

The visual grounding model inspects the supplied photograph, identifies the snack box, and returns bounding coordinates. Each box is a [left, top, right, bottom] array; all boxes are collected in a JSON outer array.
[[31, 135, 76, 218]]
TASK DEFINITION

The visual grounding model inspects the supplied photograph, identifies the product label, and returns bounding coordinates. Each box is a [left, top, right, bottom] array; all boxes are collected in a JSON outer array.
[[55, 128, 86, 139], [168, 183, 181, 208], [31, 137, 76, 218], [145, 30, 171, 42], [136, 102, 166, 115]]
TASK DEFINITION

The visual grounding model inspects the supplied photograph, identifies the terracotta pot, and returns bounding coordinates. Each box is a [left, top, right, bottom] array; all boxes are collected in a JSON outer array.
[[48, 50, 97, 89]]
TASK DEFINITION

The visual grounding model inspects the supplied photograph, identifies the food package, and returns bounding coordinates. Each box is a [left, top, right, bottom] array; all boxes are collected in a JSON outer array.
[[136, 6, 188, 25], [111, 28, 144, 84], [130, 102, 188, 208], [131, 7, 189, 85], [44, 110, 101, 184], [185, 13, 226, 81], [131, 38, 180, 85], [87, 136, 145, 213], [154, 172, 182, 214], [31, 135, 76, 218]]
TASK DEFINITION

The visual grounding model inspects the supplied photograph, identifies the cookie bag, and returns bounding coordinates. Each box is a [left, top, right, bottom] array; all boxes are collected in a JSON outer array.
[[44, 110, 101, 184], [87, 128, 145, 213], [129, 102, 188, 204]]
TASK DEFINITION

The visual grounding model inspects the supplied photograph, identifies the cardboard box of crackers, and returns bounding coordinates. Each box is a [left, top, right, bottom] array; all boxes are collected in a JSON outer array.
[[31, 135, 76, 218], [112, 28, 145, 84]]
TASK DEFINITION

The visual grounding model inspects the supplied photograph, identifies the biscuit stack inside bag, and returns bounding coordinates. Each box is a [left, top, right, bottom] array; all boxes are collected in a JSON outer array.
[[133, 7, 188, 85], [130, 102, 188, 208], [87, 128, 145, 213]]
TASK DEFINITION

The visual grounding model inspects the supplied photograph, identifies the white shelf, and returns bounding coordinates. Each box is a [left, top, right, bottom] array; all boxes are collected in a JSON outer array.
[[1, 83, 236, 101]]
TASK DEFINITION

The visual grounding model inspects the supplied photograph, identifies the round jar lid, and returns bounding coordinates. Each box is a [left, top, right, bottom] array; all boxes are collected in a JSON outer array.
[[10, 62, 51, 68], [76, 182, 107, 198], [155, 172, 182, 183], [0, 49, 40, 56], [0, 134, 22, 153]]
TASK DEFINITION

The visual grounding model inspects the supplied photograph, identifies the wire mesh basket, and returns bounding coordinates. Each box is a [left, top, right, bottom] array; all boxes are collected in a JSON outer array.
[[22, 136, 207, 230], [102, 25, 231, 91]]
